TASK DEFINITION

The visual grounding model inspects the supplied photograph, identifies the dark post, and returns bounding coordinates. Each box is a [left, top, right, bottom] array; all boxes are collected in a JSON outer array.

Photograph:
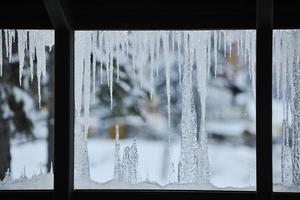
[[53, 28, 74, 200], [256, 0, 273, 199], [43, 1, 74, 200]]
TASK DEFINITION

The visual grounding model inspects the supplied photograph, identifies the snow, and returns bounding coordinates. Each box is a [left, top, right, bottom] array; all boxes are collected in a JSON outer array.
[[0, 173, 53, 190], [0, 139, 51, 190], [74, 138, 256, 189], [0, 138, 257, 190], [76, 176, 255, 190]]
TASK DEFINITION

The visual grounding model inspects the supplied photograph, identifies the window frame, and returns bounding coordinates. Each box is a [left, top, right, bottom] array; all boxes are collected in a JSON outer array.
[[0, 0, 300, 199]]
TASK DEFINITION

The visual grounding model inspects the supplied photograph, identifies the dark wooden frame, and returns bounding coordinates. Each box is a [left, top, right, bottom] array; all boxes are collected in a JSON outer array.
[[0, 0, 300, 199]]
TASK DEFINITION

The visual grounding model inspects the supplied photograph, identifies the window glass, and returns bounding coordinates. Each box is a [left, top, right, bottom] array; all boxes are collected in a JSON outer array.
[[0, 29, 54, 189], [273, 30, 300, 192], [74, 30, 256, 190]]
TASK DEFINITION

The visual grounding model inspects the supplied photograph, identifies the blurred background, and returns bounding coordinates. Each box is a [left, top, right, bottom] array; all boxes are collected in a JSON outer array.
[[80, 31, 257, 188], [0, 30, 54, 182]]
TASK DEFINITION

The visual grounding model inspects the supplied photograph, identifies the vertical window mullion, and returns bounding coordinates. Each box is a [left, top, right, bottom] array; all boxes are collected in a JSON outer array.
[[54, 28, 74, 200], [43, 0, 75, 199], [256, 0, 273, 199]]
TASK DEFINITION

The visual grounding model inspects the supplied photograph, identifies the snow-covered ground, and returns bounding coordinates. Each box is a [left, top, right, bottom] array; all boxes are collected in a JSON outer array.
[[85, 138, 256, 189], [9, 139, 48, 181], [5, 137, 299, 191]]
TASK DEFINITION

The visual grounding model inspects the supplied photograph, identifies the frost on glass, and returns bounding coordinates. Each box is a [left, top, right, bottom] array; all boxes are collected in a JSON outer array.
[[0, 30, 54, 189], [273, 30, 300, 192], [74, 31, 256, 190]]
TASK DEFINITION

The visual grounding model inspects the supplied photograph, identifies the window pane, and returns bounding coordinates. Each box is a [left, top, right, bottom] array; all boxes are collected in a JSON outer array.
[[273, 30, 300, 192], [0, 29, 54, 189], [74, 30, 256, 190]]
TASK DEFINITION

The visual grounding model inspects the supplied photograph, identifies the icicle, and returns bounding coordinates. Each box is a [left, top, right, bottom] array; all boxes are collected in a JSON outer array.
[[237, 31, 240, 56], [229, 42, 232, 58], [36, 35, 44, 108], [218, 31, 221, 50], [132, 33, 137, 79], [243, 32, 247, 65], [195, 32, 209, 183], [150, 34, 155, 99], [100, 62, 103, 84], [91, 32, 97, 103], [83, 47, 91, 135], [250, 31, 256, 100], [273, 31, 280, 98], [29, 31, 35, 82], [155, 33, 160, 77], [176, 31, 182, 85], [179, 32, 199, 183], [98, 33, 103, 85], [207, 35, 211, 78], [75, 31, 93, 133], [21, 165, 27, 179], [50, 162, 53, 174], [105, 35, 110, 87], [26, 30, 55, 108], [39, 162, 43, 175], [170, 162, 176, 183], [213, 31, 218, 77], [129, 137, 138, 184], [138, 33, 144, 89], [3, 168, 11, 182], [114, 124, 122, 181], [162, 32, 171, 127], [109, 34, 114, 110], [8, 30, 13, 62], [171, 32, 176, 51], [17, 30, 27, 86], [0, 30, 2, 76], [116, 32, 120, 83], [281, 119, 293, 185], [4, 30, 9, 58], [223, 31, 227, 57], [196, 34, 207, 139], [246, 32, 251, 79], [75, 32, 84, 115], [178, 161, 182, 183], [122, 146, 131, 183]]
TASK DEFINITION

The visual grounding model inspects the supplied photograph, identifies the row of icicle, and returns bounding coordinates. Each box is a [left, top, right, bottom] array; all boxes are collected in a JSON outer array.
[[75, 30, 256, 135], [0, 29, 255, 131], [0, 29, 54, 107]]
